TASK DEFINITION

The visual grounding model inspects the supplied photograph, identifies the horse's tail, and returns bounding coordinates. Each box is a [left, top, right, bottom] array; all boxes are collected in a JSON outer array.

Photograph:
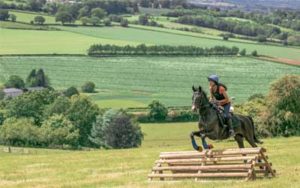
[[249, 116, 263, 144]]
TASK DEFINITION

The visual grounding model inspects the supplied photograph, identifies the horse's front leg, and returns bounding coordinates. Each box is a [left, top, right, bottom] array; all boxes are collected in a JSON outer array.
[[190, 131, 203, 151]]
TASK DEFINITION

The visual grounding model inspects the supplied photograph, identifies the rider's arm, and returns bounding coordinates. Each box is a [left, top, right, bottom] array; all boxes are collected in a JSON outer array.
[[218, 87, 230, 105], [209, 86, 214, 101]]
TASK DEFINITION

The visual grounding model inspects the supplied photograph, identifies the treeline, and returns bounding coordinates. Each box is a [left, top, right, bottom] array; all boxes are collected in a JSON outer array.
[[218, 9, 300, 32], [138, 0, 188, 9], [177, 15, 281, 38], [0, 0, 138, 16], [88, 44, 240, 56]]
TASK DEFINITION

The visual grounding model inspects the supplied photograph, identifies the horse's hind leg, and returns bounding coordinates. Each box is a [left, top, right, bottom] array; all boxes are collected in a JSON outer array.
[[245, 136, 258, 148], [234, 134, 245, 148]]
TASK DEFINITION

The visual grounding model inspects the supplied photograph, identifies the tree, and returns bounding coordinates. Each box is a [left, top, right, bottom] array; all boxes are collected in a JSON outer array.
[[26, 69, 49, 87], [26, 69, 37, 87], [138, 15, 148, 25], [44, 96, 71, 117], [5, 75, 25, 89], [120, 18, 128, 27], [40, 114, 79, 147], [6, 89, 58, 124], [80, 16, 89, 25], [81, 81, 95, 93], [9, 14, 16, 22], [55, 11, 74, 25], [148, 100, 168, 121], [251, 50, 258, 56], [0, 9, 9, 21], [239, 49, 246, 56], [0, 118, 40, 147], [34, 16, 45, 25], [91, 8, 106, 19], [90, 16, 100, 26], [103, 18, 111, 26], [66, 95, 99, 146], [261, 75, 300, 136], [63, 86, 79, 98], [89, 109, 143, 149], [257, 35, 267, 42], [78, 6, 89, 19]]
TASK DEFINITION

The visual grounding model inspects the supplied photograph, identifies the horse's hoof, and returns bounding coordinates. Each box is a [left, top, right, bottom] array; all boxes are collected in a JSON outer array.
[[198, 146, 203, 152], [208, 144, 214, 149]]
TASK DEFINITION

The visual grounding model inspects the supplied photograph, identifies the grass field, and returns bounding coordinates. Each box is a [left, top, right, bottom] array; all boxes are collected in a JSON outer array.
[[0, 21, 53, 30], [1, 25, 300, 61], [0, 122, 299, 188], [8, 10, 56, 24], [0, 56, 299, 107]]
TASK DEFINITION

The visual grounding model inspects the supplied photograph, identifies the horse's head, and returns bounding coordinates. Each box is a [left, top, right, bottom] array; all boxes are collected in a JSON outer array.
[[191, 85, 208, 112]]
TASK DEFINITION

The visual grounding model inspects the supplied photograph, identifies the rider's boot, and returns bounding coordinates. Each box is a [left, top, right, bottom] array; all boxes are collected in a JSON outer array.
[[226, 117, 235, 137]]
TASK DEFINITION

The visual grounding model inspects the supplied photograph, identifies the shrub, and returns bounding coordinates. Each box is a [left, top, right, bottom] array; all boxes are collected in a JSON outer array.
[[5, 75, 25, 89], [120, 18, 128, 27], [34, 16, 45, 25], [251, 50, 258, 56], [239, 49, 246, 56], [40, 115, 79, 147], [10, 14, 16, 22], [103, 18, 111, 26], [90, 16, 100, 26], [80, 16, 89, 25], [148, 100, 168, 121], [257, 35, 267, 42], [89, 109, 143, 149], [63, 86, 79, 98], [81, 81, 95, 93]]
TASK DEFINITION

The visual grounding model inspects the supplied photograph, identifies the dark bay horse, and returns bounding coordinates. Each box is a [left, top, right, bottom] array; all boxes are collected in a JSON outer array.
[[190, 86, 262, 151]]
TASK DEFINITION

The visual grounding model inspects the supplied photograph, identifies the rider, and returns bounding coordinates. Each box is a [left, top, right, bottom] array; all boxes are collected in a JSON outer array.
[[208, 74, 235, 137]]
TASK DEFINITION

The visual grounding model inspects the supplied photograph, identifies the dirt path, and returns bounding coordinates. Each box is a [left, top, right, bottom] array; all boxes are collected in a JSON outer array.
[[258, 56, 300, 66]]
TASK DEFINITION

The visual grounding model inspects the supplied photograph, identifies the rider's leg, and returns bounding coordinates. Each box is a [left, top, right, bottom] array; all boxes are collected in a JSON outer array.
[[224, 103, 235, 137]]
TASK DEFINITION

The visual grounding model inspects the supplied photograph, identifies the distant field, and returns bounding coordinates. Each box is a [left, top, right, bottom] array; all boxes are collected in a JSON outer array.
[[0, 21, 52, 30], [0, 56, 299, 107], [1, 25, 300, 61], [0, 122, 299, 187], [0, 28, 138, 54], [9, 10, 56, 24]]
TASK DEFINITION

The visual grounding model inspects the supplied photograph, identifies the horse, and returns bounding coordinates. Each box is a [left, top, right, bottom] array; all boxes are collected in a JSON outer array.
[[190, 86, 262, 151]]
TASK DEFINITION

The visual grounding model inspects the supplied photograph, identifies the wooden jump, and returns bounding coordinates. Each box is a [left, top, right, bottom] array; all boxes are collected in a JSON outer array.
[[148, 147, 275, 181]]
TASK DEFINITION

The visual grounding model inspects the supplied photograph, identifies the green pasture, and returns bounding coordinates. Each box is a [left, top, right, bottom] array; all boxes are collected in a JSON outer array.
[[8, 10, 56, 24], [0, 56, 299, 107], [1, 25, 300, 61], [0, 28, 138, 54], [0, 122, 299, 187], [0, 21, 52, 30]]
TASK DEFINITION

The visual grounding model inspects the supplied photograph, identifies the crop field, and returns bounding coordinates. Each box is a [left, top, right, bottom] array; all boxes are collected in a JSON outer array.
[[1, 25, 300, 61], [0, 56, 299, 107], [0, 122, 299, 187]]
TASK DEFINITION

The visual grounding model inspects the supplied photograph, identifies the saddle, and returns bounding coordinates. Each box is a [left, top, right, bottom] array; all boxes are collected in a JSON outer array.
[[211, 103, 232, 128]]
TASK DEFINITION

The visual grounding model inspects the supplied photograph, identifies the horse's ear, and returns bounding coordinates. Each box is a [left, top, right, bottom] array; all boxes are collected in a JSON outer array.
[[198, 86, 202, 91], [192, 85, 196, 92]]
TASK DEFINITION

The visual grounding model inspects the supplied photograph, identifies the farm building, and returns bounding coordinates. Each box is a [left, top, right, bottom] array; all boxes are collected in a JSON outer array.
[[3, 88, 23, 98]]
